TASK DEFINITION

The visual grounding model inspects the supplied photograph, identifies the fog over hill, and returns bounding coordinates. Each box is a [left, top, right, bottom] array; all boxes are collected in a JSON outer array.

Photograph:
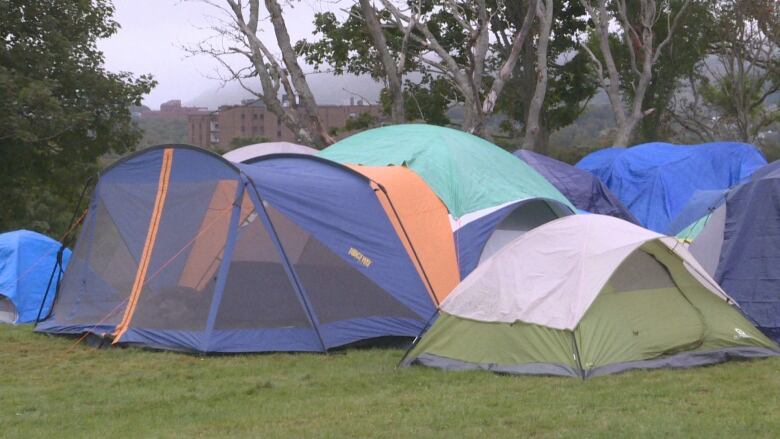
[[186, 73, 384, 109]]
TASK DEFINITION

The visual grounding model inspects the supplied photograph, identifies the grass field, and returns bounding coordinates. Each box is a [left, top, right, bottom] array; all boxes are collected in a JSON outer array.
[[2, 325, 780, 438]]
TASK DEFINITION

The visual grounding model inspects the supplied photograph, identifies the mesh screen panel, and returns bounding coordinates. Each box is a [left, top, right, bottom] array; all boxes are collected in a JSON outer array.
[[130, 180, 234, 331], [609, 250, 677, 292], [51, 194, 145, 327], [265, 204, 419, 325], [214, 194, 312, 330], [480, 200, 563, 262]]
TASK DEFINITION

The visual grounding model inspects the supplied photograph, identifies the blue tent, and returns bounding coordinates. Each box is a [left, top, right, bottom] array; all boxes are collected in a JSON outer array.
[[453, 198, 573, 278], [0, 230, 71, 324], [683, 160, 780, 342], [576, 142, 766, 232], [515, 150, 638, 224], [37, 146, 439, 353]]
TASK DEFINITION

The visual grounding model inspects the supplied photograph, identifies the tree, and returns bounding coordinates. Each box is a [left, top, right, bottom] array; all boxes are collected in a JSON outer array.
[[669, 0, 780, 144], [0, 0, 155, 234], [191, 0, 333, 147], [299, 0, 538, 137], [632, 1, 716, 141], [495, 1, 597, 152], [579, 0, 692, 146]]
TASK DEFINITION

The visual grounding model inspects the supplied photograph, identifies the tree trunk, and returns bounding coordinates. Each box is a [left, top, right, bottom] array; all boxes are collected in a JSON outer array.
[[522, 0, 553, 151], [359, 0, 405, 123], [265, 0, 333, 147]]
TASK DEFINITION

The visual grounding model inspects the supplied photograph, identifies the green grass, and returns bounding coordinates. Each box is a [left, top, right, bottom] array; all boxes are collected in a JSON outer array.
[[2, 325, 780, 438]]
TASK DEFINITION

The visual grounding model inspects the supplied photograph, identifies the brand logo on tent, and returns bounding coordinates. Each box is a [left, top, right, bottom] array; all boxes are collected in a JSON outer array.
[[348, 247, 373, 267], [734, 328, 752, 340]]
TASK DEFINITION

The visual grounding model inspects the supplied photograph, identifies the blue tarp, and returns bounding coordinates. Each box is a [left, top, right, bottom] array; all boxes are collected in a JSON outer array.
[[712, 161, 780, 341], [576, 142, 766, 232], [0, 230, 71, 323], [515, 150, 638, 224]]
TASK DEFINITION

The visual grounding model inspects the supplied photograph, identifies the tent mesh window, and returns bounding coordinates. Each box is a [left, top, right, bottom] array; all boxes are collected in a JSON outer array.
[[264, 204, 420, 325], [214, 193, 312, 330], [51, 192, 144, 327], [130, 179, 236, 331], [480, 200, 564, 262], [609, 250, 677, 292]]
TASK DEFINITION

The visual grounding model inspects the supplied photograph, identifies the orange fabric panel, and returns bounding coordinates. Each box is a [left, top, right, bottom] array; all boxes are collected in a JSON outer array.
[[177, 180, 238, 291], [114, 148, 174, 342], [350, 165, 460, 304]]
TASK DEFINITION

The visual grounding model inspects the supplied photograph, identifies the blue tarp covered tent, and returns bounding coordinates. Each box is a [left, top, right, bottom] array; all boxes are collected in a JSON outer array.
[[683, 160, 780, 342], [37, 146, 439, 353], [576, 142, 766, 232], [515, 150, 638, 224], [0, 230, 71, 323]]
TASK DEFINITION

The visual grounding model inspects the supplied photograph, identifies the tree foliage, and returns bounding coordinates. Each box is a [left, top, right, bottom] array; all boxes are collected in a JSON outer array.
[[496, 0, 597, 152], [0, 0, 155, 234]]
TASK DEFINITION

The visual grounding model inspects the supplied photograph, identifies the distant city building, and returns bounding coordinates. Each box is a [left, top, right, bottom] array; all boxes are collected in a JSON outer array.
[[187, 99, 382, 149], [140, 99, 209, 119]]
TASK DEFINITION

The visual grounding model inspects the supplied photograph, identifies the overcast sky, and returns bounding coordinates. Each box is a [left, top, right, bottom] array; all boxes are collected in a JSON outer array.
[[99, 0, 354, 109]]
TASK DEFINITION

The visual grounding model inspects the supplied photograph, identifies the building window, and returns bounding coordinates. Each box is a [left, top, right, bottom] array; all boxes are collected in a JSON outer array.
[[240, 113, 245, 120], [241, 125, 245, 133], [252, 113, 258, 120], [277, 130, 282, 139]]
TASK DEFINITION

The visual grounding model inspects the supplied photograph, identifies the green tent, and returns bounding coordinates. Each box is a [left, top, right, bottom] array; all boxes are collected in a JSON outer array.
[[402, 215, 779, 378], [318, 124, 573, 218]]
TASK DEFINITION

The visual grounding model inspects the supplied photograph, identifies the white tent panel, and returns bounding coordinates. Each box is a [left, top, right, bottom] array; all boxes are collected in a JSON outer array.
[[223, 142, 317, 163]]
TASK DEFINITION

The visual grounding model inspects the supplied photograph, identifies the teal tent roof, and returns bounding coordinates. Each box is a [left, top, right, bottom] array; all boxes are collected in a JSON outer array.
[[318, 124, 573, 218]]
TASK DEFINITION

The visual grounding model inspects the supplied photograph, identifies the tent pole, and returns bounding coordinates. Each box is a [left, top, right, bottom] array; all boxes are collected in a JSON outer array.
[[34, 175, 94, 325], [373, 183, 440, 306], [396, 309, 439, 368], [570, 331, 585, 380], [201, 182, 245, 353]]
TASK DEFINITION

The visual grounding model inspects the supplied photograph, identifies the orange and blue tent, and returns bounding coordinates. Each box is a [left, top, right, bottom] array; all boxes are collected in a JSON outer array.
[[37, 145, 459, 353]]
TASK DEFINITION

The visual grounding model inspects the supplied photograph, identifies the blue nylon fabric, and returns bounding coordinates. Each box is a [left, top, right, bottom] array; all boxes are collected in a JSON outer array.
[[0, 230, 71, 323], [118, 316, 428, 353], [454, 202, 529, 279], [515, 150, 638, 224], [576, 142, 766, 232], [319, 316, 426, 348], [664, 189, 728, 235], [713, 164, 780, 340], [240, 157, 435, 320]]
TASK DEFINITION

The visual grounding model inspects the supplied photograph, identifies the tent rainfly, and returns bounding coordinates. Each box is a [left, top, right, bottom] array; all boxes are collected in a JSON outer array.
[[402, 215, 779, 378], [318, 124, 574, 219], [514, 149, 638, 224]]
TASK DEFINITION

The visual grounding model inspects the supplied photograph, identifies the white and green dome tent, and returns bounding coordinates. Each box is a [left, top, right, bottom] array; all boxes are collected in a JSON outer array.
[[402, 214, 779, 378]]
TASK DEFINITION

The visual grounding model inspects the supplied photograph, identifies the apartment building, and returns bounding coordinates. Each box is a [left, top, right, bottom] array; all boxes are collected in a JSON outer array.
[[187, 99, 381, 150]]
